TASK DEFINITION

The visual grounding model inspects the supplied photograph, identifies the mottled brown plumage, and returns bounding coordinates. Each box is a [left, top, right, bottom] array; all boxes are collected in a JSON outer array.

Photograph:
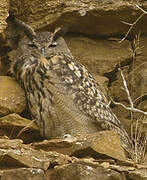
[[9, 17, 133, 154]]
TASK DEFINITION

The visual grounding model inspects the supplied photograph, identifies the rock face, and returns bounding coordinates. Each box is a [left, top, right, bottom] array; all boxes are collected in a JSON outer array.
[[65, 35, 132, 75], [9, 0, 147, 36], [0, 138, 146, 180], [53, 163, 127, 180], [0, 0, 146, 179], [0, 0, 9, 34], [0, 76, 26, 116], [0, 168, 45, 180]]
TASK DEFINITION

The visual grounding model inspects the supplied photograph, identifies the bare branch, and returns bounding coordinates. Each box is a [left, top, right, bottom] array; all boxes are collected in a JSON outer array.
[[110, 96, 147, 115], [120, 20, 132, 26], [119, 13, 145, 43], [136, 5, 147, 14], [133, 94, 147, 104], [16, 119, 37, 138], [109, 68, 147, 116], [119, 5, 147, 43], [106, 100, 111, 108], [119, 68, 134, 108]]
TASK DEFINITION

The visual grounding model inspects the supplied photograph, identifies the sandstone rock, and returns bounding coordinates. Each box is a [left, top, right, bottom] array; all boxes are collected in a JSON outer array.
[[0, 113, 40, 143], [91, 131, 126, 161], [0, 147, 49, 170], [109, 163, 136, 172], [0, 138, 23, 149], [0, 168, 45, 180], [108, 163, 147, 180], [0, 76, 26, 116], [0, 139, 146, 180], [127, 169, 147, 180], [9, 0, 147, 37], [52, 162, 127, 180], [32, 138, 73, 155], [47, 157, 147, 180], [94, 75, 109, 89], [0, 113, 38, 130], [2, 157, 147, 180], [0, 0, 9, 34], [0, 138, 73, 170], [32, 131, 126, 161], [65, 35, 131, 76]]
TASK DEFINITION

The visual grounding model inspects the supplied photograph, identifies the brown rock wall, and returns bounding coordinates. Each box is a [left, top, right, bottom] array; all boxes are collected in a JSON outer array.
[[0, 0, 9, 34]]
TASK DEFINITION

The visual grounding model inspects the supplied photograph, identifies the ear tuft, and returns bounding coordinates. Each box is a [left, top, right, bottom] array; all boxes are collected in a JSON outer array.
[[52, 26, 68, 41], [8, 15, 36, 40]]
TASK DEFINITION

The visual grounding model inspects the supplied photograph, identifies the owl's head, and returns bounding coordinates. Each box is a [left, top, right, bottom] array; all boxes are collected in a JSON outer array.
[[9, 16, 70, 57], [8, 16, 72, 77]]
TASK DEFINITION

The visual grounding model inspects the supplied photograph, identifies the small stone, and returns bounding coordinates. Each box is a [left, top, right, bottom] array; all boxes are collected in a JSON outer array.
[[101, 162, 110, 169], [63, 134, 77, 142]]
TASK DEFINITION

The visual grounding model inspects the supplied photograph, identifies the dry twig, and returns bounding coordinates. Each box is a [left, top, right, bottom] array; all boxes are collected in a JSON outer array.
[[110, 68, 147, 116], [132, 116, 147, 163], [16, 119, 37, 138], [119, 5, 147, 43]]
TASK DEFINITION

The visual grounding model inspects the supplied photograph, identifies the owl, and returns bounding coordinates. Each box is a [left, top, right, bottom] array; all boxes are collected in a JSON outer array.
[[9, 16, 133, 154]]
